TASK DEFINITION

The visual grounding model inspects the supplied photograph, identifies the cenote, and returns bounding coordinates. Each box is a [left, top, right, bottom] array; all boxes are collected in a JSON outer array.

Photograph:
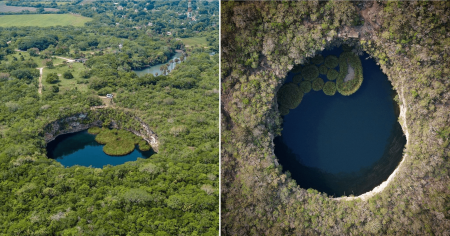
[[47, 130, 154, 168], [274, 46, 407, 197]]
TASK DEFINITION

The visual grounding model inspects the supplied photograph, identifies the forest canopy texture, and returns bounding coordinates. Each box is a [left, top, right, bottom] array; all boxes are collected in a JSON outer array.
[[0, 1, 219, 234], [221, 1, 450, 235]]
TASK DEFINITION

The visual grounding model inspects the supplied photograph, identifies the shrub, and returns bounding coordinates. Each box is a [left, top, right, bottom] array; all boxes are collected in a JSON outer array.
[[323, 81, 336, 96], [299, 81, 312, 93], [327, 69, 339, 80], [45, 73, 59, 84], [277, 83, 303, 109], [51, 85, 59, 93], [312, 78, 324, 91], [324, 55, 339, 68], [336, 52, 363, 96], [87, 126, 102, 135], [311, 54, 324, 65], [293, 73, 302, 83], [97, 87, 113, 96], [301, 64, 319, 81], [138, 140, 152, 151], [63, 71, 73, 79], [319, 65, 328, 75]]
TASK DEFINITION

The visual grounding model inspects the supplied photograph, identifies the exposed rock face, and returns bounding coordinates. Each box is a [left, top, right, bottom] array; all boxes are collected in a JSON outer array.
[[44, 113, 100, 143], [43, 113, 160, 153]]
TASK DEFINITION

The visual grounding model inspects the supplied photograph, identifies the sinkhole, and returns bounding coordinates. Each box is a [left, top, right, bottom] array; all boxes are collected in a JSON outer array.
[[274, 46, 406, 197]]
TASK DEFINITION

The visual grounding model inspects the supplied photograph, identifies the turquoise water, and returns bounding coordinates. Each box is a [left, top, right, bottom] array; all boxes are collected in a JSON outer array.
[[274, 47, 406, 197], [133, 51, 182, 77], [47, 130, 154, 168]]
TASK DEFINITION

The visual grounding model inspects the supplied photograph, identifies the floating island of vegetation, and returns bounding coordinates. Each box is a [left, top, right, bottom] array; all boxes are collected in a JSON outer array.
[[87, 127, 151, 156], [278, 49, 363, 115]]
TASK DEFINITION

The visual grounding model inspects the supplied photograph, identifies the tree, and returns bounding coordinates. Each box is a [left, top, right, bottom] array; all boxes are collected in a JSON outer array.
[[51, 85, 59, 93], [63, 71, 74, 79], [46, 60, 54, 69], [46, 73, 59, 84]]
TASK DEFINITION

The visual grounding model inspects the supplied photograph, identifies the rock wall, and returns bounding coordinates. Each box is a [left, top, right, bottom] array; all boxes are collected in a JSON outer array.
[[43, 112, 160, 153]]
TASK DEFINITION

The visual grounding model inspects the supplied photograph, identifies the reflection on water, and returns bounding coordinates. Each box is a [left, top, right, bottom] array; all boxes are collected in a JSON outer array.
[[133, 51, 183, 77], [275, 47, 406, 197], [47, 130, 154, 168]]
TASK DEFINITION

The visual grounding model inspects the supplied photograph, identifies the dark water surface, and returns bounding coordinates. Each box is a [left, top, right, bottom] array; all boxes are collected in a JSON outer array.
[[133, 52, 182, 77], [274, 47, 406, 197], [47, 130, 154, 168]]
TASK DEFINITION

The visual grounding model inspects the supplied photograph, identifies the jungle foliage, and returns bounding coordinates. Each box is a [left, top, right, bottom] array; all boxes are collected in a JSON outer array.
[[277, 83, 303, 110], [323, 81, 337, 96], [0, 2, 219, 234], [222, 1, 450, 235]]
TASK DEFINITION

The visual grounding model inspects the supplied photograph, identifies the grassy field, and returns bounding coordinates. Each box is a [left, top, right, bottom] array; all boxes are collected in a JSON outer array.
[[5, 51, 64, 67], [0, 1, 37, 12], [0, 14, 92, 27], [179, 37, 208, 48], [42, 62, 89, 93]]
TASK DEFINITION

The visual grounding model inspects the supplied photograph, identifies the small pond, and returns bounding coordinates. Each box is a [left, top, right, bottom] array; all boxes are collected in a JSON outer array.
[[47, 130, 154, 168], [274, 47, 407, 197], [133, 51, 183, 77]]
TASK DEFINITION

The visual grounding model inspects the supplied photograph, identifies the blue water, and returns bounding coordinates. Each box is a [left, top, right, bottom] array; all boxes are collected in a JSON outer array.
[[133, 52, 182, 77], [275, 47, 406, 197], [47, 130, 154, 168]]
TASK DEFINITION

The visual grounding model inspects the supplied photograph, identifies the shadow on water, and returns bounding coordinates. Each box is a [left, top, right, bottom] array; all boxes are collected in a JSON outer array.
[[47, 130, 154, 168], [275, 47, 406, 197]]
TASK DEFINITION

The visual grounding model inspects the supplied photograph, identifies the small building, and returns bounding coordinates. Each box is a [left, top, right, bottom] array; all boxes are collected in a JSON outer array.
[[106, 94, 114, 99], [166, 32, 172, 36], [75, 58, 87, 63], [119, 44, 123, 49]]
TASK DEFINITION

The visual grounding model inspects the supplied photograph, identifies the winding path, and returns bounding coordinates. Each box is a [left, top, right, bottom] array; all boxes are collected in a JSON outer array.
[[36, 56, 75, 95], [38, 67, 44, 94]]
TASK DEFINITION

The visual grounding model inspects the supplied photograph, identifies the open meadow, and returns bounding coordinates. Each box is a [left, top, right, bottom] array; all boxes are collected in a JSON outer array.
[[180, 37, 208, 48], [0, 14, 91, 27]]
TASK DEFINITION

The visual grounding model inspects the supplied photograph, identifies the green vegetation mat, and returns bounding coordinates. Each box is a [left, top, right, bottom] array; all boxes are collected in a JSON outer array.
[[293, 73, 302, 83], [324, 55, 339, 69], [327, 69, 339, 81], [87, 126, 101, 134], [323, 81, 337, 96], [299, 81, 312, 93], [312, 77, 324, 91], [319, 64, 328, 75], [301, 64, 319, 81], [336, 52, 363, 96], [277, 83, 303, 109]]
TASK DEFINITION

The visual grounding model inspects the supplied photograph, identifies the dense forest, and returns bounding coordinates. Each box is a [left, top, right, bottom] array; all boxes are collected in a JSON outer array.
[[0, 1, 219, 235], [2, 0, 219, 38], [222, 1, 450, 235]]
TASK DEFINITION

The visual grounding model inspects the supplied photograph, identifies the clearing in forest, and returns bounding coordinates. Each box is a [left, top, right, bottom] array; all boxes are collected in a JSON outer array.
[[0, 14, 92, 27]]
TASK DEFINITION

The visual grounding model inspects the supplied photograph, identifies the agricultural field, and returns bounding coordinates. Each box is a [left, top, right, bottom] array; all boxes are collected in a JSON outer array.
[[0, 14, 91, 27], [0, 1, 36, 12]]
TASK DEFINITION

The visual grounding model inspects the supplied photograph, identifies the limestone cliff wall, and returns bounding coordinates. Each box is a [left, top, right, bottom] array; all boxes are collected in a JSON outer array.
[[43, 113, 159, 152]]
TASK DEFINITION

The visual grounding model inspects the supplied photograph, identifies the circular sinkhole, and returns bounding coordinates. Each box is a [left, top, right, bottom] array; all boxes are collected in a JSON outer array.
[[274, 46, 406, 197], [47, 128, 154, 168]]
